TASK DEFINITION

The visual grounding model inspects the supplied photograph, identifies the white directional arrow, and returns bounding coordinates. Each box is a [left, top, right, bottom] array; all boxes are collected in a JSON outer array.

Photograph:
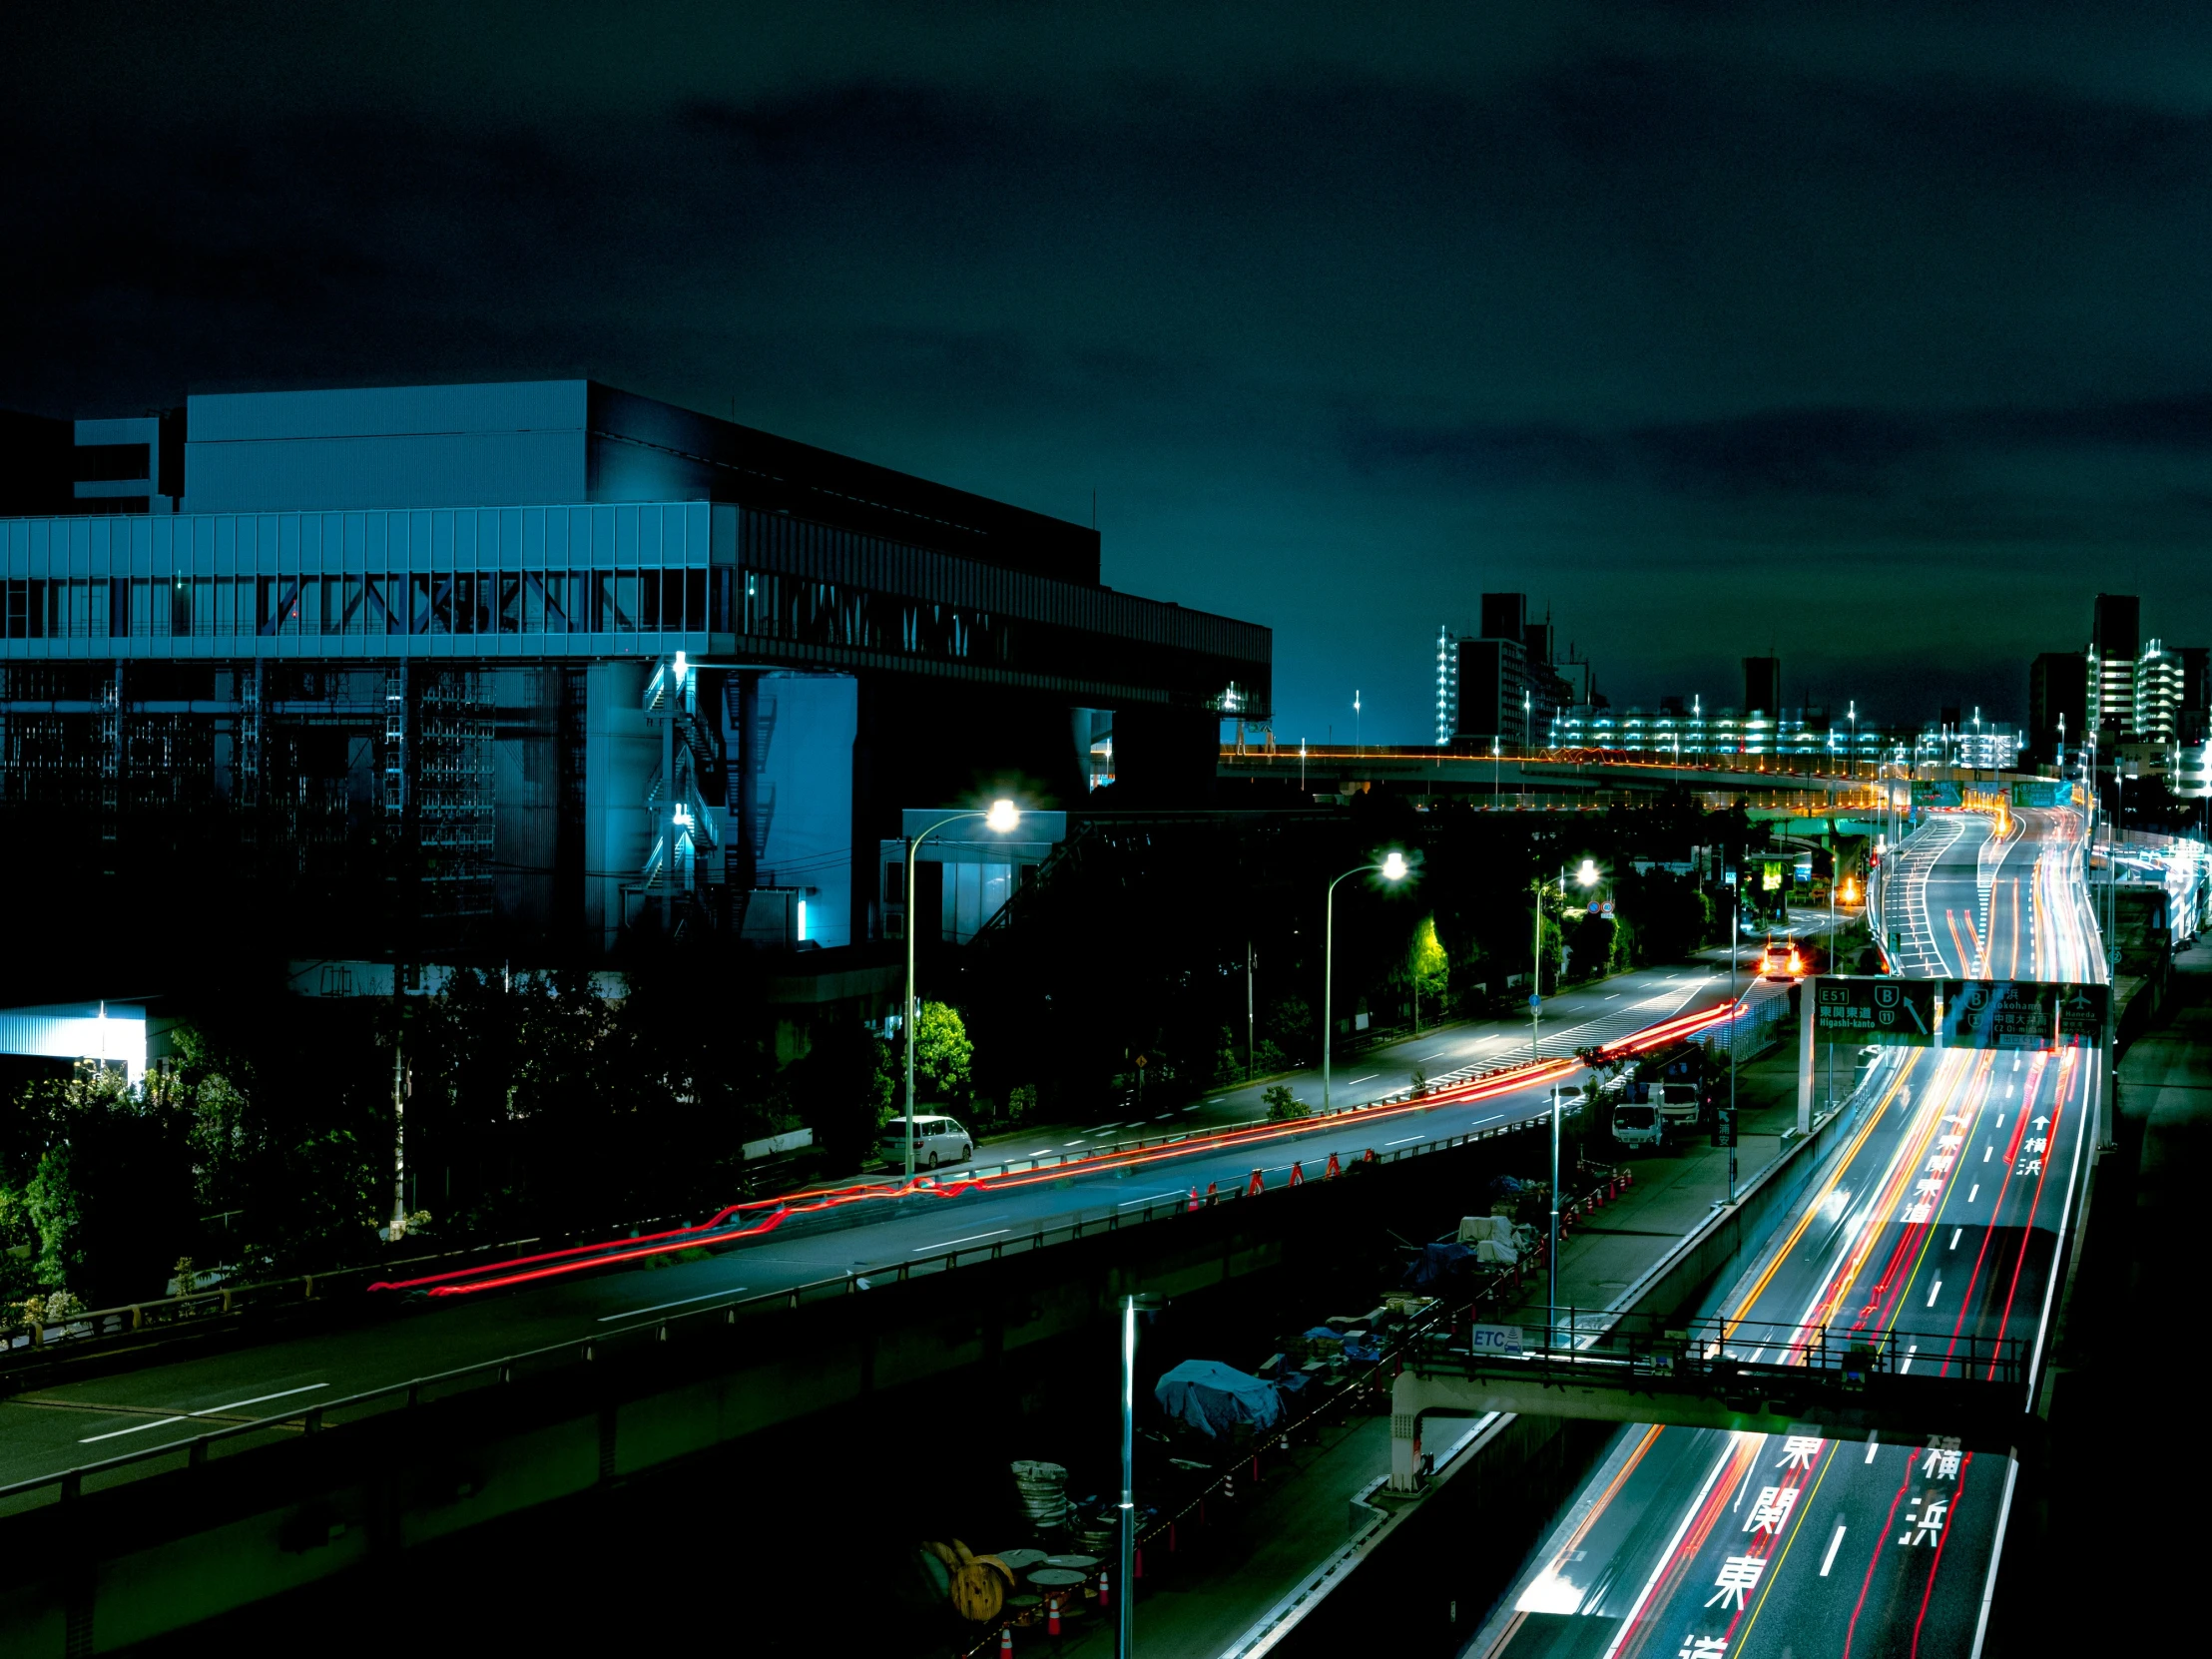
[[2033, 1116, 2049, 1130]]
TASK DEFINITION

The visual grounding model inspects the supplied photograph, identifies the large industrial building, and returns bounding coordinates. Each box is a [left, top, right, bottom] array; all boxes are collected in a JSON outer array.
[[0, 381, 1270, 985]]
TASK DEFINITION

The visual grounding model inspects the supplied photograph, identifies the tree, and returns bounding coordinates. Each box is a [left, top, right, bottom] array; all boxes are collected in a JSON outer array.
[[790, 1021, 895, 1172], [1263, 1084, 1300, 1121], [1409, 915, 1448, 1028], [912, 1002, 974, 1100]]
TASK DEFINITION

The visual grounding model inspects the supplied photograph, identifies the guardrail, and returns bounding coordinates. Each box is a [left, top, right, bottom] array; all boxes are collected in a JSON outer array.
[[0, 1118, 1547, 1518], [0, 1207, 733, 1373]]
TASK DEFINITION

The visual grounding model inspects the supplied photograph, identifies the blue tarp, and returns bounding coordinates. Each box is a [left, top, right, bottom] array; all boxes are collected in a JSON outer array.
[[1401, 1241, 1476, 1290], [1155, 1360, 1285, 1438]]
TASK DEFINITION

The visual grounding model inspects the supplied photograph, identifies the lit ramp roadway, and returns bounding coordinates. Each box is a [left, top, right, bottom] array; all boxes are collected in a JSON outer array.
[[1458, 808, 2104, 1659], [1881, 807, 2100, 985], [0, 975, 1770, 1497]]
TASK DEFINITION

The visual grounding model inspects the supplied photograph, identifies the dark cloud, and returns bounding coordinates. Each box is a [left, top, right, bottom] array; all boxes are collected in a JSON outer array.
[[8, 3, 2212, 734]]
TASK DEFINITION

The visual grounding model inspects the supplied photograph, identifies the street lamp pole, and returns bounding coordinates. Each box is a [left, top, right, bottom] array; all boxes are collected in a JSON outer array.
[[903, 800, 1020, 1180], [1548, 1080, 1560, 1351], [1118, 1293, 1141, 1659], [1325, 851, 1409, 1112], [1729, 879, 1739, 1202], [1530, 878, 1545, 1061]]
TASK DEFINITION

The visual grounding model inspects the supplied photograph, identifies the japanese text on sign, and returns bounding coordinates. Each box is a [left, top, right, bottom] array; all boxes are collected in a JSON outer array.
[[1940, 980, 2107, 1049], [1814, 977, 1935, 1046]]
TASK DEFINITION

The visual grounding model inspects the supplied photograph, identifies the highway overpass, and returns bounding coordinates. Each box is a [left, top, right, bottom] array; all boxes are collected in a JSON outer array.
[[1453, 803, 2108, 1659]]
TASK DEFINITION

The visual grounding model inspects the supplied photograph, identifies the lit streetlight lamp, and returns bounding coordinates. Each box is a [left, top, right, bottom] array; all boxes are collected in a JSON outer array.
[[1324, 851, 1409, 1111], [900, 799, 1020, 1180]]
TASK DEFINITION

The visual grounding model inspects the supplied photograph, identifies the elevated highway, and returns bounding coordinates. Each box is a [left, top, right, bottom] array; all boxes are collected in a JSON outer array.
[[1460, 803, 2104, 1659]]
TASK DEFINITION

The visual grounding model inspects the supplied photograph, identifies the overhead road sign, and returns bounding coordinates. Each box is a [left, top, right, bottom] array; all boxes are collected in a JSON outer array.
[[1940, 979, 2107, 1049], [1814, 976, 1936, 1046]]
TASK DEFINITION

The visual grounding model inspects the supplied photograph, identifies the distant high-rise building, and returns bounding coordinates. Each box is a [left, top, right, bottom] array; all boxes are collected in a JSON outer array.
[[1479, 592, 1526, 644], [1454, 636, 1529, 750], [2089, 592, 2140, 738], [1432, 624, 1457, 747], [2027, 651, 2087, 767], [1742, 656, 1780, 716], [2136, 639, 2185, 743], [2179, 646, 2211, 745]]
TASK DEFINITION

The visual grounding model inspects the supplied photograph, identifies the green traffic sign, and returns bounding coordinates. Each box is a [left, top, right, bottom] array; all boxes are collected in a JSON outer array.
[[1814, 976, 1936, 1046], [1940, 979, 2107, 1049]]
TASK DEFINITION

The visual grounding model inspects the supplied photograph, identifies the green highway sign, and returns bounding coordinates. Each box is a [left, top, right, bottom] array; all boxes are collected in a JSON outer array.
[[1939, 979, 2108, 1049], [1814, 976, 1936, 1046]]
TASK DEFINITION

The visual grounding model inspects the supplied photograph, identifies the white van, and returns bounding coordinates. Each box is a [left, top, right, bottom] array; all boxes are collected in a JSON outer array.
[[878, 1114, 974, 1172], [1611, 1102, 1665, 1151]]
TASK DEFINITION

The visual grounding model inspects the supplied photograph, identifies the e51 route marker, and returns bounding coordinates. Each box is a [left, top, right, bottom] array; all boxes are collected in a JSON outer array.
[[1814, 977, 1936, 1046]]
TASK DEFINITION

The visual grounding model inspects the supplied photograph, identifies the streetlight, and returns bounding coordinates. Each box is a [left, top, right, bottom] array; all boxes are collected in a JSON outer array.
[[1118, 1291, 1160, 1659], [900, 798, 1020, 1180], [1324, 851, 1409, 1111]]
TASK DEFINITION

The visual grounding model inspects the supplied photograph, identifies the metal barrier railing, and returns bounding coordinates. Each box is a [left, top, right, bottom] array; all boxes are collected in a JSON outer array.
[[0, 1118, 1546, 1517]]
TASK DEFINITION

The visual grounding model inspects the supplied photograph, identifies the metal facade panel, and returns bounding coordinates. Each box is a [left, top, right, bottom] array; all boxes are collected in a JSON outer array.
[[183, 430, 589, 515], [185, 380, 589, 443]]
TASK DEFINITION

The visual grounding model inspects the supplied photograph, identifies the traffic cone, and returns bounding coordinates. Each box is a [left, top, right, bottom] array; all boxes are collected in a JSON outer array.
[[1047, 1594, 1061, 1637], [999, 1626, 1013, 1657], [1326, 1150, 1342, 1180], [1289, 1161, 1305, 1187], [1098, 1569, 1111, 1612], [1187, 1186, 1199, 1212], [1363, 1148, 1378, 1164], [1247, 1167, 1265, 1196], [1205, 1180, 1219, 1205]]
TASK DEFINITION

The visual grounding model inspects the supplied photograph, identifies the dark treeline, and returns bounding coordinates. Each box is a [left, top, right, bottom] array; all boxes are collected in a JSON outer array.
[[0, 957, 929, 1314], [2, 793, 1776, 1315]]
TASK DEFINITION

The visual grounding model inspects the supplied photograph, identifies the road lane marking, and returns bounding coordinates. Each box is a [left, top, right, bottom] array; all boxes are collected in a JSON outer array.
[[1983, 1144, 1991, 1162], [1118, 1192, 1184, 1208], [1949, 1229, 1961, 1250], [1967, 1184, 1979, 1203], [1346, 1075, 1378, 1086], [1821, 1524, 1848, 1576], [80, 1415, 187, 1442], [598, 1289, 750, 1323], [917, 1230, 1010, 1252], [1865, 1432, 1881, 1463], [1383, 1135, 1422, 1147], [1900, 1344, 1919, 1374], [1927, 1280, 1942, 1307], [79, 1382, 329, 1442]]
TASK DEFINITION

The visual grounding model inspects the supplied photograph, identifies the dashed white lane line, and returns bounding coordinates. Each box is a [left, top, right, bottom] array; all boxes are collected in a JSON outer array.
[[916, 1230, 1010, 1252], [80, 1382, 329, 1442], [599, 1289, 750, 1323]]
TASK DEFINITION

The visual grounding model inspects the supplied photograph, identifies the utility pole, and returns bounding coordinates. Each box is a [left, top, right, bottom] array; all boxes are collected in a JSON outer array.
[[1530, 879, 1544, 1061], [1247, 940, 1256, 1080]]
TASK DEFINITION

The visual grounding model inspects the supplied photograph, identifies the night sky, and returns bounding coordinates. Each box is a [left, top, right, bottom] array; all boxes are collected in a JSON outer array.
[[10, 3, 2212, 739]]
